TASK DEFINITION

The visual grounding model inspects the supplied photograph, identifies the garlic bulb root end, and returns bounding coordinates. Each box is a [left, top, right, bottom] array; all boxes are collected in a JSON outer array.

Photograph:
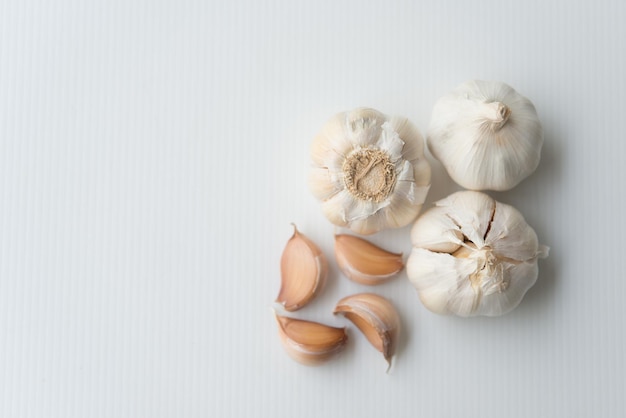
[[310, 108, 431, 234]]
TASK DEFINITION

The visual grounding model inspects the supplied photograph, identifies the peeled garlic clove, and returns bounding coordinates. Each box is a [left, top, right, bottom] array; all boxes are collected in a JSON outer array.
[[334, 293, 400, 370], [276, 224, 328, 311], [334, 234, 403, 285], [407, 191, 549, 317], [275, 313, 348, 366], [309, 108, 431, 235], [427, 80, 543, 191]]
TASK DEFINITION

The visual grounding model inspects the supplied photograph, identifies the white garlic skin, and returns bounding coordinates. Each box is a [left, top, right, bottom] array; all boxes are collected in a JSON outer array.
[[427, 80, 543, 191], [407, 191, 549, 317], [309, 108, 431, 235]]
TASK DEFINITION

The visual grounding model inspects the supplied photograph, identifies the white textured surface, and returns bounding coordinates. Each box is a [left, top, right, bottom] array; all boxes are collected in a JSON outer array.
[[0, 0, 624, 417]]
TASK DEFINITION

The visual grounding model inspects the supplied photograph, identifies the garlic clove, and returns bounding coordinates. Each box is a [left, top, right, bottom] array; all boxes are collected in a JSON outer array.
[[345, 108, 385, 146], [276, 224, 328, 311], [335, 234, 403, 285], [410, 207, 464, 253], [388, 116, 425, 162], [484, 200, 539, 261], [474, 261, 538, 316], [412, 157, 432, 189], [320, 189, 362, 228], [309, 167, 342, 201], [344, 210, 388, 237], [406, 248, 467, 315], [427, 80, 543, 191], [435, 191, 495, 248], [275, 313, 348, 366], [310, 112, 352, 169], [334, 293, 400, 370], [381, 161, 430, 229]]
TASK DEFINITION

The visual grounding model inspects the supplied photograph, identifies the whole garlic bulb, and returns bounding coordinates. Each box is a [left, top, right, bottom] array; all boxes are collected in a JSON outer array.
[[309, 108, 431, 235], [427, 80, 543, 191], [406, 191, 548, 317]]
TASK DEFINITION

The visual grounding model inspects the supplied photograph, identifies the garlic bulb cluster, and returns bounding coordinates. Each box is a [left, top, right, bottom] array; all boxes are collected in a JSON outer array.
[[427, 80, 543, 191], [310, 108, 431, 235], [406, 191, 548, 317]]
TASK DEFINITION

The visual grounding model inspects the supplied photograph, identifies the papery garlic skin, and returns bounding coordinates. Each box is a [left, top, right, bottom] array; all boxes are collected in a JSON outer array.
[[310, 108, 431, 235], [407, 191, 549, 317], [427, 80, 543, 191]]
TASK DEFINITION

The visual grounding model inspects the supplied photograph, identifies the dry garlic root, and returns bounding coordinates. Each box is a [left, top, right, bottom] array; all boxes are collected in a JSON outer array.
[[428, 80, 543, 191], [334, 293, 400, 371], [275, 313, 348, 366], [276, 225, 327, 311], [309, 108, 431, 235], [334, 234, 404, 285], [407, 191, 549, 317]]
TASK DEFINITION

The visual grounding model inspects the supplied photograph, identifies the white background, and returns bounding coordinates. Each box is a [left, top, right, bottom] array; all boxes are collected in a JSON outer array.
[[1, 0, 624, 417]]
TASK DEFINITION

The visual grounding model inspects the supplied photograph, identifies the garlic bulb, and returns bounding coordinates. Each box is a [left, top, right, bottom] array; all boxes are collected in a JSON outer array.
[[310, 108, 431, 235], [406, 191, 549, 317], [427, 80, 543, 191]]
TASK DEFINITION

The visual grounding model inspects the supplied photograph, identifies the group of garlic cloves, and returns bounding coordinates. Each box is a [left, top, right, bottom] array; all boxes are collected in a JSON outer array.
[[275, 225, 401, 370]]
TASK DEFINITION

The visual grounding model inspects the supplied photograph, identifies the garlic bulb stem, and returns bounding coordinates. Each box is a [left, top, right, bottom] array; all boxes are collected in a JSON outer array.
[[482, 101, 511, 131]]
